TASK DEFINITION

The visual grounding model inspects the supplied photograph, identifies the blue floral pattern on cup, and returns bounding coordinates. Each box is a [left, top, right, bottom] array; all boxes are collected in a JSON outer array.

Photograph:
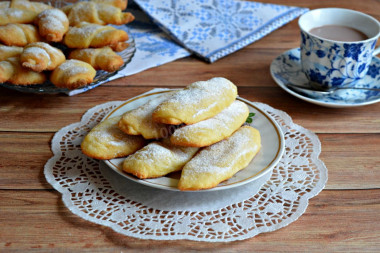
[[300, 31, 378, 88]]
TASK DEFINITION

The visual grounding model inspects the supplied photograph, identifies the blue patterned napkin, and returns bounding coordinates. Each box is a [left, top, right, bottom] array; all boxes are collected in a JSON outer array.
[[133, 0, 308, 62]]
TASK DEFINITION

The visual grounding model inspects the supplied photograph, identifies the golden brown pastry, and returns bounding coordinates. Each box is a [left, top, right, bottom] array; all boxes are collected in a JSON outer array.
[[0, 8, 37, 25], [171, 100, 249, 147], [35, 8, 69, 42], [63, 22, 129, 52], [152, 77, 238, 125], [91, 0, 127, 10], [20, 42, 66, 72], [123, 139, 199, 179], [0, 57, 46, 85], [81, 116, 147, 160], [0, 44, 23, 61], [68, 47, 123, 72], [178, 126, 261, 191], [50, 59, 96, 89], [61, 2, 134, 26], [0, 23, 40, 46], [118, 92, 176, 139], [10, 0, 52, 13]]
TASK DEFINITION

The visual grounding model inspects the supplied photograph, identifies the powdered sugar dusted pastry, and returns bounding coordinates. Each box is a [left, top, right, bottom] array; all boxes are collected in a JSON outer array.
[[62, 2, 134, 26], [20, 42, 66, 72], [171, 100, 249, 147], [69, 47, 123, 72], [0, 24, 40, 46], [0, 57, 46, 85], [50, 59, 96, 89], [123, 139, 199, 179], [118, 92, 176, 139], [36, 8, 69, 42], [178, 126, 261, 191], [0, 8, 37, 25], [0, 45, 23, 61], [152, 77, 237, 125], [64, 22, 129, 52], [10, 0, 52, 13], [81, 116, 146, 160], [91, 0, 127, 10]]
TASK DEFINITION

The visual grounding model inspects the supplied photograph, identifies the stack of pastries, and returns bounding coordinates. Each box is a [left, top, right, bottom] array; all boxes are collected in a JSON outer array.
[[81, 77, 262, 191], [0, 0, 134, 89]]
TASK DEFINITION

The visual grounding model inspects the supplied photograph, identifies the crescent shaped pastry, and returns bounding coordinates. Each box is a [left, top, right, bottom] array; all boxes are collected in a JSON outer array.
[[152, 77, 238, 125], [50, 59, 96, 89], [123, 139, 199, 179], [170, 100, 249, 147], [81, 116, 147, 160], [178, 126, 261, 191], [118, 92, 176, 139]]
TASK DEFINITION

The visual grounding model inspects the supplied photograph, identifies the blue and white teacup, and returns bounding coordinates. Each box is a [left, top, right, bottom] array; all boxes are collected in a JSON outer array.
[[299, 8, 380, 89]]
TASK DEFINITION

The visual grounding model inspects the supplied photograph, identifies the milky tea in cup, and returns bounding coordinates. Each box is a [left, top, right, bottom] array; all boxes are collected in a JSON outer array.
[[298, 8, 380, 89]]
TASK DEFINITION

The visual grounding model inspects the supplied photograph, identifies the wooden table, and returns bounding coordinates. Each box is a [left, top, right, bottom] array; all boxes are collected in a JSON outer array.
[[1, 0, 379, 251]]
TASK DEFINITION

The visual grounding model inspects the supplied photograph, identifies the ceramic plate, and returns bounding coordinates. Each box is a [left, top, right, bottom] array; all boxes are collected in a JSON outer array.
[[0, 31, 135, 95], [103, 90, 285, 192], [270, 48, 380, 108]]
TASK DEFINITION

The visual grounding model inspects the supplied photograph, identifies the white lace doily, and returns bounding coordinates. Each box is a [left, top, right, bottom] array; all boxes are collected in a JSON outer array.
[[45, 92, 327, 242]]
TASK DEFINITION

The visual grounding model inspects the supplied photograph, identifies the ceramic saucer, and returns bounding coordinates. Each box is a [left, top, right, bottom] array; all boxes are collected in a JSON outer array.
[[270, 48, 380, 108]]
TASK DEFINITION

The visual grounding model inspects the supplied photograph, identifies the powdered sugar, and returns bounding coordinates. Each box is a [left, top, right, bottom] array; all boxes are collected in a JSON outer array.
[[182, 127, 258, 175], [57, 60, 92, 76], [24, 46, 50, 59], [172, 101, 248, 140], [39, 9, 68, 31]]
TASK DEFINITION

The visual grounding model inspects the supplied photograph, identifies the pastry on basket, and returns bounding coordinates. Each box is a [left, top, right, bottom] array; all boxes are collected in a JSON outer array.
[[123, 138, 199, 179], [0, 57, 46, 85], [118, 92, 177, 139], [50, 59, 96, 89], [171, 100, 249, 147], [0, 24, 40, 46], [152, 77, 238, 125], [10, 0, 52, 13], [178, 126, 261, 191], [81, 116, 147, 160], [63, 22, 129, 52], [61, 1, 134, 26], [69, 47, 124, 72], [0, 8, 37, 25], [0, 45, 23, 61], [20, 42, 66, 72], [91, 0, 128, 10], [35, 8, 69, 42]]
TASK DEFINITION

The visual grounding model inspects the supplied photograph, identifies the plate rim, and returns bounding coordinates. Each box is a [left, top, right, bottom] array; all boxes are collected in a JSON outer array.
[[270, 47, 380, 108], [103, 90, 285, 192]]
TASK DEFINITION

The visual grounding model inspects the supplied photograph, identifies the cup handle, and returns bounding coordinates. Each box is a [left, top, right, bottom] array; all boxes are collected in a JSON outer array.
[[373, 47, 380, 56]]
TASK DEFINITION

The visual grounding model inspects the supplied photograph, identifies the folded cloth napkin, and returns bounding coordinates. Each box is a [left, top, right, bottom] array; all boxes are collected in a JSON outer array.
[[133, 0, 308, 62]]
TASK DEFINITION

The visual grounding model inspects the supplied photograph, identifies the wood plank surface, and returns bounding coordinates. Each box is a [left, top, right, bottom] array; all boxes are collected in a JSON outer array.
[[1, 190, 379, 252], [1, 0, 379, 251]]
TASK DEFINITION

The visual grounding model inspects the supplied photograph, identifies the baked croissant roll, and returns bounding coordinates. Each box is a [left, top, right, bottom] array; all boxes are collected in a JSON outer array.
[[10, 0, 52, 13], [0, 45, 23, 61], [35, 8, 69, 42], [50, 59, 96, 89], [0, 23, 40, 46], [20, 42, 66, 72], [68, 47, 123, 72], [0, 8, 37, 25], [64, 22, 129, 52], [0, 57, 46, 85], [61, 2, 134, 26], [91, 0, 128, 10]]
